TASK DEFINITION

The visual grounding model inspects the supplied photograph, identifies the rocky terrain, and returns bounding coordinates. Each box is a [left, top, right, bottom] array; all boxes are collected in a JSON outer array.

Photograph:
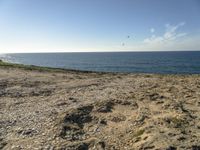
[[0, 64, 200, 150]]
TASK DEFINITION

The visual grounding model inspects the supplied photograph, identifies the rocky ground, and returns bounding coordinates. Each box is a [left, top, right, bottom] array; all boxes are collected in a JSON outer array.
[[0, 66, 200, 150]]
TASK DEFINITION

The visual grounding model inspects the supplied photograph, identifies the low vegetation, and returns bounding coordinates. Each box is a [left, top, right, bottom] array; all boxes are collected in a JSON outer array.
[[0, 60, 98, 74], [0, 59, 68, 72]]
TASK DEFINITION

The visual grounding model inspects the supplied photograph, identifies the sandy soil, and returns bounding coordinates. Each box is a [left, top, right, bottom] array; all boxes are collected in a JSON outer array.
[[0, 66, 200, 150]]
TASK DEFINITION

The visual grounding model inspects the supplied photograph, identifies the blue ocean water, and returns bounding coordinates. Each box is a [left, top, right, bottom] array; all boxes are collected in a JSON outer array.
[[0, 51, 200, 74]]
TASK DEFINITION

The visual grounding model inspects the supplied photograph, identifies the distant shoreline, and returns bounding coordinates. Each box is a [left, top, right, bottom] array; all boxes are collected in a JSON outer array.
[[0, 59, 200, 76]]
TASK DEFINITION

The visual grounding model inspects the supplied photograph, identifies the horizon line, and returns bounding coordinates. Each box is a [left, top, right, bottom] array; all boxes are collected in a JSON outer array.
[[1, 49, 200, 54]]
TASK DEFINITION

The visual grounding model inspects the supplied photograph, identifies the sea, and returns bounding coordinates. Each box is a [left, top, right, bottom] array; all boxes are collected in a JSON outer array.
[[0, 51, 200, 74]]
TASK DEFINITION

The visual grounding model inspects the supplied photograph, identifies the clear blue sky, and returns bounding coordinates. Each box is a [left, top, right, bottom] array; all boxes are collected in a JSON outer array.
[[0, 0, 200, 52]]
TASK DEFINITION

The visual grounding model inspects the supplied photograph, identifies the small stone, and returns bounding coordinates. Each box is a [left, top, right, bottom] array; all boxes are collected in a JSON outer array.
[[166, 146, 177, 150]]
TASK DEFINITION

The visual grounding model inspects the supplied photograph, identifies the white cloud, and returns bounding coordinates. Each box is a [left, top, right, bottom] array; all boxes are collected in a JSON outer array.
[[144, 22, 187, 45], [119, 22, 200, 51], [150, 28, 155, 33]]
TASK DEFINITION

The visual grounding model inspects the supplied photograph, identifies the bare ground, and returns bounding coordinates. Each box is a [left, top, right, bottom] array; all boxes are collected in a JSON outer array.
[[0, 67, 200, 150]]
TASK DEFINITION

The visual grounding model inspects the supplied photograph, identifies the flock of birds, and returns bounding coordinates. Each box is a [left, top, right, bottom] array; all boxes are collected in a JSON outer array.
[[122, 35, 131, 46]]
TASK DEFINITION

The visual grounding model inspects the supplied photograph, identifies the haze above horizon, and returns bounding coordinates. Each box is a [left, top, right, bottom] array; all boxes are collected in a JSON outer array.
[[0, 0, 200, 53]]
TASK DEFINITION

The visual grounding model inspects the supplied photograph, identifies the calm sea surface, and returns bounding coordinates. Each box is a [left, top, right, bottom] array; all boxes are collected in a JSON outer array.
[[1, 51, 200, 74]]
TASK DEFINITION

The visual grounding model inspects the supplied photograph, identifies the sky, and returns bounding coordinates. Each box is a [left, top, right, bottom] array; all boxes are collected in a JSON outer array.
[[0, 0, 200, 53]]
